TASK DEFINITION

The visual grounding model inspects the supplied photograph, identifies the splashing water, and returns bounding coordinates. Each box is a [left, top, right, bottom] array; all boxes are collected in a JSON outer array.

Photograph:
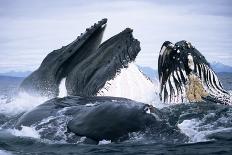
[[0, 92, 48, 116], [97, 63, 161, 107], [8, 126, 40, 139], [178, 118, 232, 143], [178, 119, 209, 142], [58, 78, 67, 98], [99, 139, 112, 145], [0, 150, 12, 155]]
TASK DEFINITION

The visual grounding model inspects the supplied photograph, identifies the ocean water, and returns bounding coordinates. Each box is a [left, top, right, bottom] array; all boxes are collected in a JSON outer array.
[[0, 72, 231, 155]]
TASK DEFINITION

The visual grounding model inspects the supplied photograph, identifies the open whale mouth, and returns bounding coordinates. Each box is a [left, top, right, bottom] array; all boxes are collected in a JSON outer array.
[[158, 40, 231, 105], [20, 18, 143, 97], [20, 19, 107, 97], [65, 28, 141, 96]]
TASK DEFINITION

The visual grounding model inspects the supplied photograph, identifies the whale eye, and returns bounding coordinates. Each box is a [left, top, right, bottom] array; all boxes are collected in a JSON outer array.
[[144, 105, 157, 115], [144, 106, 150, 114]]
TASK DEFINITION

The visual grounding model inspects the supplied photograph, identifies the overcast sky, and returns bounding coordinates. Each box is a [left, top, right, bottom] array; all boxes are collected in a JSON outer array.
[[0, 0, 231, 72]]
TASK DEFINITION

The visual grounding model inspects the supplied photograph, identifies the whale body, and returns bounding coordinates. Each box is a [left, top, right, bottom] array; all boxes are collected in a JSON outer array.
[[15, 96, 161, 143]]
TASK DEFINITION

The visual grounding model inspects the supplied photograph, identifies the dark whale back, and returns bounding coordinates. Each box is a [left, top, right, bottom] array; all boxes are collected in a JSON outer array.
[[15, 96, 160, 142], [67, 99, 156, 141]]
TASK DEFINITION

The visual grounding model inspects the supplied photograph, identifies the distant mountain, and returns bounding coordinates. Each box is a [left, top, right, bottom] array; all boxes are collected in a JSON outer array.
[[138, 62, 232, 80], [217, 72, 232, 90], [0, 61, 230, 78], [210, 62, 232, 73], [0, 75, 24, 84], [0, 71, 32, 77], [0, 76, 24, 94]]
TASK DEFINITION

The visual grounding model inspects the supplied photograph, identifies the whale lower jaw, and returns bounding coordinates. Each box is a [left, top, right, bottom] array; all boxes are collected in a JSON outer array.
[[97, 63, 158, 104], [160, 70, 231, 105], [160, 72, 230, 104]]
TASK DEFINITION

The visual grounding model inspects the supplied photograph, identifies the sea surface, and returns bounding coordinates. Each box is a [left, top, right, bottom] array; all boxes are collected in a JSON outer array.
[[0, 73, 232, 155]]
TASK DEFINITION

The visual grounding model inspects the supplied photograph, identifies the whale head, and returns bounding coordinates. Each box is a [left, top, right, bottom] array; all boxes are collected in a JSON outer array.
[[66, 28, 141, 96], [20, 19, 107, 97], [158, 40, 231, 105]]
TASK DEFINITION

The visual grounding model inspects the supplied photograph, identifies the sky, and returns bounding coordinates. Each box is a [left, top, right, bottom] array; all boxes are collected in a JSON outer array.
[[0, 0, 232, 72]]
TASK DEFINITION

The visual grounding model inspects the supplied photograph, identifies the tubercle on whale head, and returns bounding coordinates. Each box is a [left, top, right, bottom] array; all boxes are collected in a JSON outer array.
[[65, 27, 141, 96]]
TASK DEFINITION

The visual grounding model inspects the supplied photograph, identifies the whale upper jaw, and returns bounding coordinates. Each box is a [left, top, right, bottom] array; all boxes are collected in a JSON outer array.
[[65, 28, 141, 96], [158, 40, 231, 105]]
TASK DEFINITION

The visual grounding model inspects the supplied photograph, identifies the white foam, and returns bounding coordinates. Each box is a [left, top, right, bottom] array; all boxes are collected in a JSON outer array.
[[58, 78, 67, 98], [0, 95, 8, 104], [8, 126, 40, 139], [99, 139, 111, 145], [0, 92, 48, 116], [76, 137, 87, 144], [0, 150, 13, 155], [97, 63, 160, 106], [85, 103, 98, 107], [178, 119, 208, 142], [178, 118, 232, 143]]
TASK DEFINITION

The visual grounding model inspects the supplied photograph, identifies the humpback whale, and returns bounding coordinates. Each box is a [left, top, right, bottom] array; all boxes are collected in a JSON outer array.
[[158, 40, 231, 105], [20, 19, 107, 97]]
